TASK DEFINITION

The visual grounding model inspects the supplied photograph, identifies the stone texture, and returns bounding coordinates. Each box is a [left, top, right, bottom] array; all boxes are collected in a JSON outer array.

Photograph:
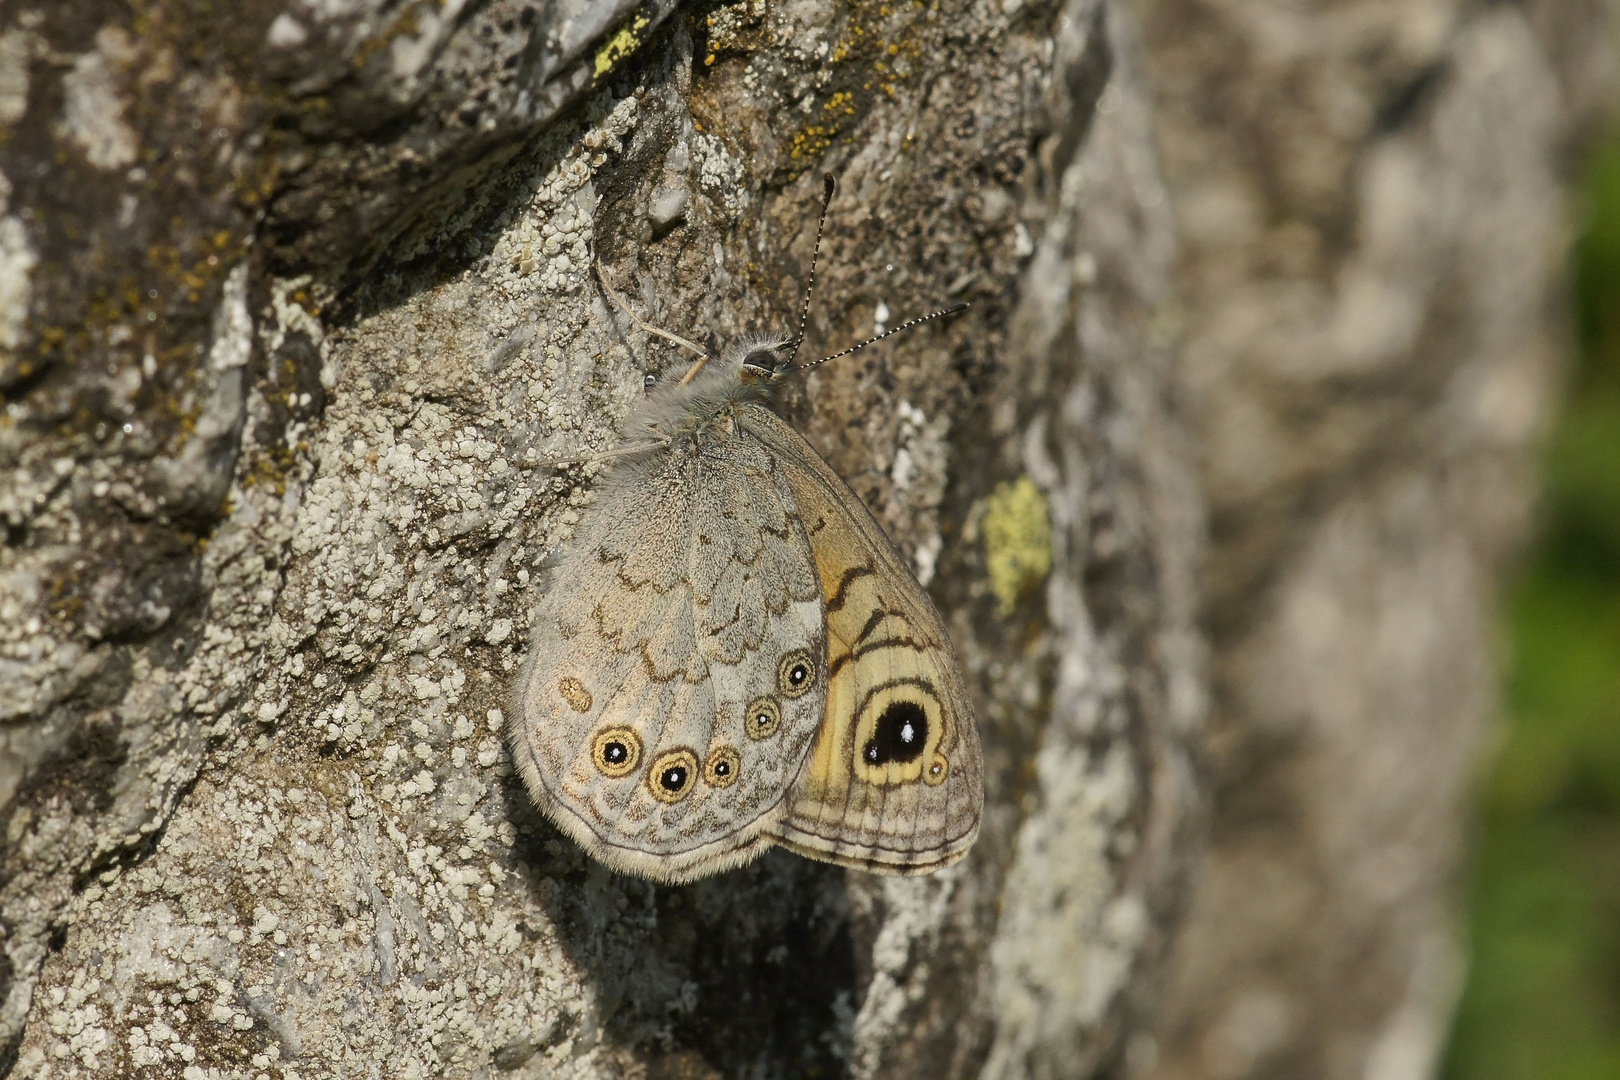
[[1130, 0, 1617, 1078], [2, 0, 1201, 1077], [10, 0, 1601, 1072]]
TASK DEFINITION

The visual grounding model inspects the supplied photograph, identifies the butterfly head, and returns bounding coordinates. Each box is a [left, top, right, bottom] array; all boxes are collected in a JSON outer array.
[[631, 337, 790, 435]]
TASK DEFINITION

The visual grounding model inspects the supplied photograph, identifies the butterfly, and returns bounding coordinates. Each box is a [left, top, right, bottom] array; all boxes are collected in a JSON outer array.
[[510, 175, 982, 883]]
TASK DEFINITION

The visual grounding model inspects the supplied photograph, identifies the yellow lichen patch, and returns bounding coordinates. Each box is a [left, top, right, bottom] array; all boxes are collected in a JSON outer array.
[[239, 441, 304, 497], [982, 475, 1052, 616], [769, 0, 931, 181], [593, 14, 651, 79], [788, 124, 837, 162], [822, 91, 856, 117], [703, 0, 773, 65]]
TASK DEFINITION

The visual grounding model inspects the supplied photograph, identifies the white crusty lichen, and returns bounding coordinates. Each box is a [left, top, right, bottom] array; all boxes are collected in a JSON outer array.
[[691, 132, 748, 220], [848, 872, 961, 1077], [0, 168, 36, 351], [979, 740, 1141, 1080], [18, 88, 653, 1078], [57, 28, 140, 171], [18, 762, 583, 1078], [491, 93, 639, 294]]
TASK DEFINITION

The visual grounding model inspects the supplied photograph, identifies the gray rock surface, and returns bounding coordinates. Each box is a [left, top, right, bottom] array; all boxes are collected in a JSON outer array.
[[1, 0, 1202, 1077], [1131, 0, 1616, 1077], [7, 0, 1606, 1073]]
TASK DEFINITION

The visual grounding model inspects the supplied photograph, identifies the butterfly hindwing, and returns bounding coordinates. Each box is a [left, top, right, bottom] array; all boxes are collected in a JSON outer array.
[[739, 404, 983, 874], [512, 431, 827, 883]]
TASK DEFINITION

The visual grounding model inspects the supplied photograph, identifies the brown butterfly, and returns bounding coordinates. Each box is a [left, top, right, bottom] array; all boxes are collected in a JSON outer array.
[[510, 175, 981, 883]]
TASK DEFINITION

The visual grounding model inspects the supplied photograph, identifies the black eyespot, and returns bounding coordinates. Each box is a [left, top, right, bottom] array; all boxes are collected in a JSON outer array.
[[863, 700, 929, 766], [745, 697, 781, 740], [591, 727, 642, 778], [777, 650, 815, 698], [646, 748, 699, 803], [704, 745, 741, 788]]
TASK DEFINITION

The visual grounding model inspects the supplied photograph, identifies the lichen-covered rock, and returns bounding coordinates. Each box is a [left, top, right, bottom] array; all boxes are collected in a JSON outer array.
[[1131, 0, 1615, 1077], [4, 0, 1201, 1077]]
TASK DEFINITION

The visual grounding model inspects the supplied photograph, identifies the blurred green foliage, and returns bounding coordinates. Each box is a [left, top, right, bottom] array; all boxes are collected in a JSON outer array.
[[1443, 135, 1620, 1080]]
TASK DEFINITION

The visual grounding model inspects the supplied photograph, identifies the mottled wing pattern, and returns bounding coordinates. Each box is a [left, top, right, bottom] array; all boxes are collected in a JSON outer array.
[[512, 428, 826, 883], [738, 404, 983, 874]]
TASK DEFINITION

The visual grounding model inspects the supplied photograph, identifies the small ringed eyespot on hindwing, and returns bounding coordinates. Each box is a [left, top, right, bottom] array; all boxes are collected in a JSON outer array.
[[924, 752, 949, 786], [591, 727, 641, 778], [704, 746, 741, 788], [777, 650, 815, 698], [557, 676, 593, 713], [647, 748, 699, 803], [744, 696, 782, 740]]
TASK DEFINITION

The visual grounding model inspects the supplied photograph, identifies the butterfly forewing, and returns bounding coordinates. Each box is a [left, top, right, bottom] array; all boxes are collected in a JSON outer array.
[[738, 404, 983, 874]]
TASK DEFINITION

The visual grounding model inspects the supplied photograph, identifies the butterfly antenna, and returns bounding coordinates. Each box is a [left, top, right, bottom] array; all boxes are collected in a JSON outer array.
[[785, 173, 838, 366], [797, 302, 970, 371]]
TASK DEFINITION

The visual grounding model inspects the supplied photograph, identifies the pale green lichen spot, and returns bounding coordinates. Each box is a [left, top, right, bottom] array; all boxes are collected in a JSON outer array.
[[982, 474, 1053, 616]]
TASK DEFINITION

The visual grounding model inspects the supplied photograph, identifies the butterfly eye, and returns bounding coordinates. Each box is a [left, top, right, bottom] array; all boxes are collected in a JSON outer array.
[[777, 650, 815, 698], [744, 697, 781, 740], [591, 727, 642, 778], [643, 373, 657, 389], [740, 348, 777, 374], [646, 748, 699, 803], [704, 746, 741, 788]]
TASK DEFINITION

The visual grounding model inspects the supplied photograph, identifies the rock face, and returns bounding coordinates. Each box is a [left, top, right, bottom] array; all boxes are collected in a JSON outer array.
[[1, 0, 1201, 1077], [1130, 1, 1615, 1078], [4, 0, 1608, 1074]]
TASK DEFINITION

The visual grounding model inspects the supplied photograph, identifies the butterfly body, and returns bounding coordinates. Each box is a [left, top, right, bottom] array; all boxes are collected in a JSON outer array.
[[512, 264, 981, 884]]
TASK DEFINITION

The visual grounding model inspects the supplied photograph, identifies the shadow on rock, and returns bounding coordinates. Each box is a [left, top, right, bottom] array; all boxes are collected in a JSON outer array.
[[500, 771, 858, 1079]]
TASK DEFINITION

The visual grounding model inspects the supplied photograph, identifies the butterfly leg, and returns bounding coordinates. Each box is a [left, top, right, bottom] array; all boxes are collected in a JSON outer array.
[[517, 432, 673, 470], [593, 264, 710, 384]]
